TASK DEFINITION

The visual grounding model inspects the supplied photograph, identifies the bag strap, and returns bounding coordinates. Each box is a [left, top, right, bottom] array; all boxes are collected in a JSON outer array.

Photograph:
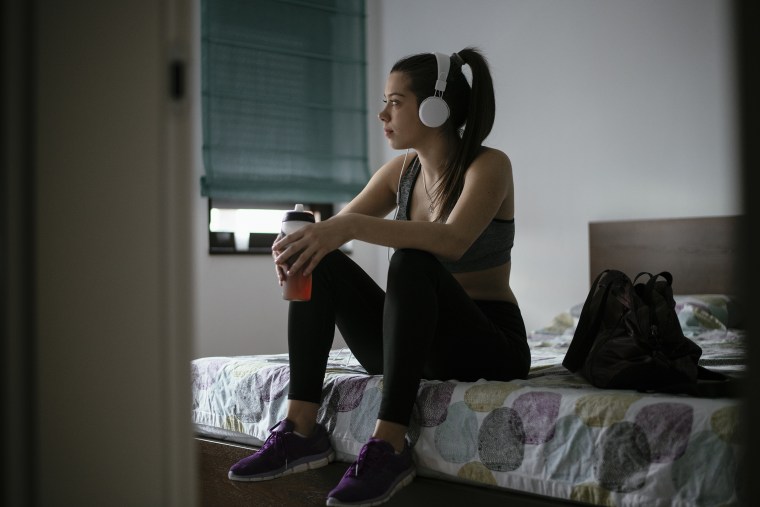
[[694, 366, 741, 397], [563, 270, 613, 372], [638, 366, 739, 397]]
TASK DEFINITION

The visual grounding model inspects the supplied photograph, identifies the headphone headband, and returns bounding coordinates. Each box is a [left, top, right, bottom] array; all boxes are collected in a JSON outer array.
[[432, 52, 451, 94]]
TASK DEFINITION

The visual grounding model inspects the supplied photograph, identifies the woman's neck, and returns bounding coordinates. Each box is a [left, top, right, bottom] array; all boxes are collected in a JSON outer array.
[[414, 132, 459, 180]]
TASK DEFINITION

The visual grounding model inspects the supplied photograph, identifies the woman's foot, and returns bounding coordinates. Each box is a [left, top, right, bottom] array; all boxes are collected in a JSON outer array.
[[228, 419, 334, 481], [326, 438, 415, 506]]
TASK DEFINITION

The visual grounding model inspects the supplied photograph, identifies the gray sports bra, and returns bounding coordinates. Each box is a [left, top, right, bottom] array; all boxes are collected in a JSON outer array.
[[394, 157, 515, 273]]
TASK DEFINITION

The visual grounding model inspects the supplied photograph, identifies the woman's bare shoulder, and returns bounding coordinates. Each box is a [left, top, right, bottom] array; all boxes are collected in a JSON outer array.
[[468, 147, 512, 180], [474, 147, 511, 167]]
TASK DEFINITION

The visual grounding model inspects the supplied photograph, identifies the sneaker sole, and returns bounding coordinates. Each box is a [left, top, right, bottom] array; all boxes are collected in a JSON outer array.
[[228, 450, 336, 482], [325, 468, 416, 507]]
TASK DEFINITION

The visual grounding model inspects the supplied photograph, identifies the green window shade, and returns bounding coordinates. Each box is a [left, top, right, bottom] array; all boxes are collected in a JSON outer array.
[[201, 0, 369, 202]]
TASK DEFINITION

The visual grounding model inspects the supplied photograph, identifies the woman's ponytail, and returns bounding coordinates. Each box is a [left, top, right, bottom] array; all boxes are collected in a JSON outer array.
[[436, 47, 496, 221], [457, 48, 495, 156]]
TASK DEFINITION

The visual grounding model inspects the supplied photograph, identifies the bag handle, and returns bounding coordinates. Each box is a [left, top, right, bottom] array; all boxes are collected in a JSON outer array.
[[633, 271, 673, 340], [633, 271, 673, 290]]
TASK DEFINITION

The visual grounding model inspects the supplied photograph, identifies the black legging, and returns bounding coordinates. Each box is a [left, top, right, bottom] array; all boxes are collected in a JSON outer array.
[[287, 248, 531, 426]]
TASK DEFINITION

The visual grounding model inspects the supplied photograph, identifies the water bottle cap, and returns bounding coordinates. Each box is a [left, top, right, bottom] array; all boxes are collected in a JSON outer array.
[[283, 204, 314, 223]]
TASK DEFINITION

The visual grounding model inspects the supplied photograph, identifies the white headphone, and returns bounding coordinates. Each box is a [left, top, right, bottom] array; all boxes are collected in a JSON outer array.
[[418, 53, 451, 128]]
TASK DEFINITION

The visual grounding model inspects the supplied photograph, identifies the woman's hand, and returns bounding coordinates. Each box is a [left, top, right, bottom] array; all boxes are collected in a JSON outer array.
[[272, 215, 352, 278], [271, 233, 287, 286]]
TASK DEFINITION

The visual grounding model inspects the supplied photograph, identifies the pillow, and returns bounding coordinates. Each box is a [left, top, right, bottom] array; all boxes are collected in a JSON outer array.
[[531, 295, 742, 340], [674, 294, 743, 331], [529, 308, 577, 340]]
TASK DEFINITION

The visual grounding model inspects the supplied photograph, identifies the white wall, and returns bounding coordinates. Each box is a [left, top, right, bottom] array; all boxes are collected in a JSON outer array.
[[194, 0, 739, 357]]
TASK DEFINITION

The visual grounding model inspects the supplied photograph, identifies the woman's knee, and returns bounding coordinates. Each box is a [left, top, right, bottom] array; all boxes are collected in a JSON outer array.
[[388, 248, 437, 277], [311, 249, 348, 283]]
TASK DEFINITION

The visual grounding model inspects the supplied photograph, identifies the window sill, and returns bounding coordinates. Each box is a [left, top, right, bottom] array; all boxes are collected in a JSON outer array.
[[209, 231, 277, 255]]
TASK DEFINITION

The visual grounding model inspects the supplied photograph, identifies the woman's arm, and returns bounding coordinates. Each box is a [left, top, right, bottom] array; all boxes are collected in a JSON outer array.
[[274, 149, 512, 276], [337, 153, 409, 218], [270, 153, 404, 283]]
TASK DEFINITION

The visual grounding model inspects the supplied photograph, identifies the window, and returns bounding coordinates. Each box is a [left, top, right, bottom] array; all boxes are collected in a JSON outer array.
[[199, 0, 369, 205], [208, 200, 335, 254]]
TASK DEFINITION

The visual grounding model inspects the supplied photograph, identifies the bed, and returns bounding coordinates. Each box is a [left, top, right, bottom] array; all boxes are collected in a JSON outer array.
[[192, 215, 745, 506]]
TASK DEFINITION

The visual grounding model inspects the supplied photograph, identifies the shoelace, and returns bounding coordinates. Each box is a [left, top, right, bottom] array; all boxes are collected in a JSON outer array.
[[353, 441, 387, 477], [261, 426, 289, 467]]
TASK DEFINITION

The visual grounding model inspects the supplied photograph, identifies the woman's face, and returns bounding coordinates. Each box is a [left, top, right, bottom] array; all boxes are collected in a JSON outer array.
[[378, 71, 426, 150]]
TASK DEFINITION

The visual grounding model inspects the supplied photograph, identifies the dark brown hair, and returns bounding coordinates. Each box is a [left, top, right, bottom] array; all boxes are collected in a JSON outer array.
[[391, 47, 496, 221]]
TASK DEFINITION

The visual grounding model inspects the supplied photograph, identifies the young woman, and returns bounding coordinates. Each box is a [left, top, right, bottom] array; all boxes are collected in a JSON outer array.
[[228, 47, 531, 506]]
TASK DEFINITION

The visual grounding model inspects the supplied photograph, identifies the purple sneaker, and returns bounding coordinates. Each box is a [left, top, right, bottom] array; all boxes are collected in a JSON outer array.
[[326, 438, 415, 506], [228, 419, 334, 482]]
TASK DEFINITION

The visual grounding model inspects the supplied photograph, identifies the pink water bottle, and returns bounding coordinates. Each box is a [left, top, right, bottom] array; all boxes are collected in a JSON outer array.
[[281, 204, 315, 301]]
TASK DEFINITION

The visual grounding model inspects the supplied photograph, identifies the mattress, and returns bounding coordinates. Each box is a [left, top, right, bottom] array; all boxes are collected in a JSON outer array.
[[192, 296, 745, 506]]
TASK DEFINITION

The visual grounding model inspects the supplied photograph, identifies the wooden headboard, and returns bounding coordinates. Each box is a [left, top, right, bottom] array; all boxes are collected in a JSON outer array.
[[589, 216, 741, 295]]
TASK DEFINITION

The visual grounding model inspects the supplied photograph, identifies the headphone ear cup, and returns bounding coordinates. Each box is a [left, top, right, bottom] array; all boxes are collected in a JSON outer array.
[[418, 96, 450, 128]]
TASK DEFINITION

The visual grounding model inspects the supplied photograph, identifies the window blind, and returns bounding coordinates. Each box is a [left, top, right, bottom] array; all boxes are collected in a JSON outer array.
[[200, 0, 369, 202]]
